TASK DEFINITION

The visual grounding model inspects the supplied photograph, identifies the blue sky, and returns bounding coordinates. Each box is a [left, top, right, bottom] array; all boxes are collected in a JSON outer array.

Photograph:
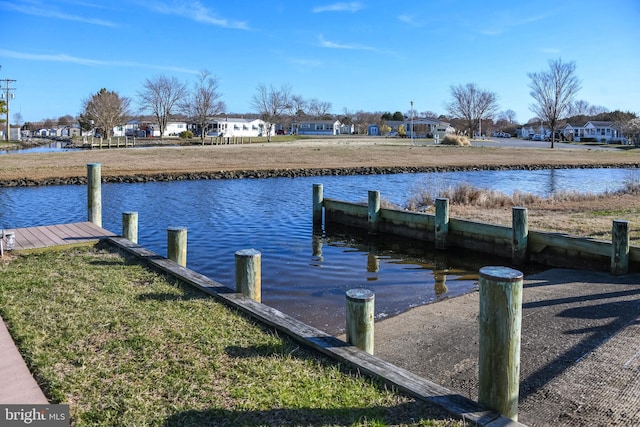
[[2, 0, 639, 124]]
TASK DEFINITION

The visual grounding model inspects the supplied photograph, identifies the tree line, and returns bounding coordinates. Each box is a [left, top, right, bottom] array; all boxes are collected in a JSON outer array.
[[14, 59, 640, 147]]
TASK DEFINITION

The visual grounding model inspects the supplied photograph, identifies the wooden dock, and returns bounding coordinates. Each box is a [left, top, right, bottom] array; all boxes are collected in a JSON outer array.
[[3, 222, 116, 251]]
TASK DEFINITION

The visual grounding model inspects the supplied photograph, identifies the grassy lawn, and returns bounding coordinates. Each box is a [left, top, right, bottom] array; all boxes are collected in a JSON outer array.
[[0, 244, 461, 427]]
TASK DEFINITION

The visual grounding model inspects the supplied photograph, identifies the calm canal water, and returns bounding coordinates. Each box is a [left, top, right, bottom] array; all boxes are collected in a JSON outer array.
[[0, 168, 636, 334]]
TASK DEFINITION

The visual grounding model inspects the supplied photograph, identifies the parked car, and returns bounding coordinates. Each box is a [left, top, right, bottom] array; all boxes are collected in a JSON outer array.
[[502, 133, 511, 138], [532, 134, 543, 141], [275, 129, 287, 135]]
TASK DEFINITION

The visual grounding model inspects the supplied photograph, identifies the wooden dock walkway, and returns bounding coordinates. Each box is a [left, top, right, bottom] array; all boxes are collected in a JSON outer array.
[[3, 222, 116, 251], [1, 222, 116, 405]]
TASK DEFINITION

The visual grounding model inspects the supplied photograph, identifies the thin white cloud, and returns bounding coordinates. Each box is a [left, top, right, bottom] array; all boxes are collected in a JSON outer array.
[[539, 47, 561, 54], [397, 14, 422, 27], [480, 12, 552, 36], [288, 58, 323, 68], [317, 34, 376, 51], [313, 2, 363, 13], [0, 49, 200, 74], [0, 1, 118, 26], [143, 1, 250, 30]]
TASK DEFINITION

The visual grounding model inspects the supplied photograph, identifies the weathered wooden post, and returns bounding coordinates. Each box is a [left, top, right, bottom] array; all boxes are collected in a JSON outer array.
[[122, 212, 138, 244], [367, 253, 379, 273], [87, 163, 102, 227], [611, 220, 629, 276], [478, 266, 524, 421], [313, 184, 323, 230], [435, 198, 449, 249], [368, 190, 381, 234], [167, 227, 187, 267], [312, 233, 323, 259], [235, 249, 261, 302], [345, 288, 375, 354], [434, 271, 448, 295], [512, 207, 528, 265]]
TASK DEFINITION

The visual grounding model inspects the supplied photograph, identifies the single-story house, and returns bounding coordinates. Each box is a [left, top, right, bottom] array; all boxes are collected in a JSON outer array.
[[120, 119, 188, 138], [294, 120, 342, 136], [580, 121, 622, 142], [369, 118, 453, 138], [207, 117, 270, 137]]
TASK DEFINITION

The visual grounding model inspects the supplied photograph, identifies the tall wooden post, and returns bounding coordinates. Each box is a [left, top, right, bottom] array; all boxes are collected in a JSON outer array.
[[435, 198, 449, 249], [512, 207, 528, 265], [87, 163, 102, 227], [478, 266, 523, 421], [235, 249, 261, 303], [611, 220, 629, 276], [167, 227, 187, 267], [313, 184, 323, 230], [368, 190, 381, 234], [346, 288, 375, 354], [122, 212, 138, 244]]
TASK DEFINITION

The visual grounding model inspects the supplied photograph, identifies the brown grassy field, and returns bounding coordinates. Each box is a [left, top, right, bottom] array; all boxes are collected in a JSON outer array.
[[1, 137, 639, 181], [2, 137, 639, 242]]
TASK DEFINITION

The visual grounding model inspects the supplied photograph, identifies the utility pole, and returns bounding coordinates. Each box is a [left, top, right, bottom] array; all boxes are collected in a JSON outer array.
[[1, 78, 17, 142], [410, 100, 414, 144]]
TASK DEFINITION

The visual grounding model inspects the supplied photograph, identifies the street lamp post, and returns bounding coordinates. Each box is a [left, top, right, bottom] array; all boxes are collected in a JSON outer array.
[[410, 100, 414, 144]]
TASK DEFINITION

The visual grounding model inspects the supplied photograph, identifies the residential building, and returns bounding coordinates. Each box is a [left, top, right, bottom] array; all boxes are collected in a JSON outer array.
[[294, 120, 342, 135], [207, 117, 270, 137]]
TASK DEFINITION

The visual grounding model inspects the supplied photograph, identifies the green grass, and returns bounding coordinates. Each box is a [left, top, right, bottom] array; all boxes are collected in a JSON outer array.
[[0, 244, 461, 427]]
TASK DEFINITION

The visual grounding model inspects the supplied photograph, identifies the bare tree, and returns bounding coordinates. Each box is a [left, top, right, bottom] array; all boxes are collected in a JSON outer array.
[[528, 58, 581, 148], [250, 83, 291, 142], [80, 88, 131, 139], [139, 75, 187, 137], [13, 112, 23, 128], [307, 98, 333, 119], [180, 70, 225, 143], [288, 94, 307, 134], [499, 109, 517, 124], [445, 83, 499, 138], [420, 110, 439, 119]]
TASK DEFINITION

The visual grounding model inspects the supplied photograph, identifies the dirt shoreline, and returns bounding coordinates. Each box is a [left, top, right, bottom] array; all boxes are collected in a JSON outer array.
[[0, 137, 639, 185]]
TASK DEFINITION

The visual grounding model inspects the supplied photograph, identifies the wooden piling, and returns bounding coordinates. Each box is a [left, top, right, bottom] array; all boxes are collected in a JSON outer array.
[[87, 163, 102, 227], [435, 198, 449, 249], [512, 207, 528, 265], [611, 220, 629, 275], [235, 249, 261, 302], [313, 184, 323, 229], [167, 227, 187, 267], [368, 190, 381, 233], [345, 288, 375, 354], [122, 212, 138, 244], [478, 266, 523, 421]]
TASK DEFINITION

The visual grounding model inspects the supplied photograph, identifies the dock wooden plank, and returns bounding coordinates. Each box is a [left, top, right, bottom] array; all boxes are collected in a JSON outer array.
[[5, 223, 117, 251]]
